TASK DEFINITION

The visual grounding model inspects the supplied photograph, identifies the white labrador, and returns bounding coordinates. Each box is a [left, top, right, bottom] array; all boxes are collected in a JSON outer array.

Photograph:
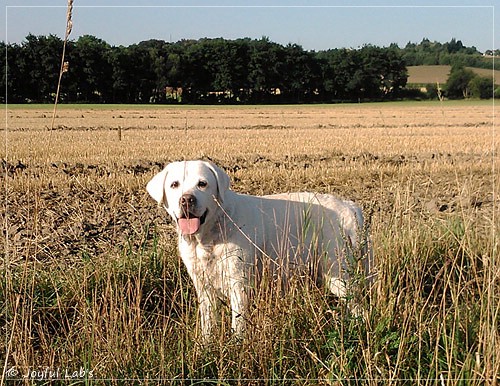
[[147, 160, 371, 339]]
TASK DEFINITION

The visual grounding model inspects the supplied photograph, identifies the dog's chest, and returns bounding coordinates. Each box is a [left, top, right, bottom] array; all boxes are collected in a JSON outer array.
[[179, 240, 246, 295]]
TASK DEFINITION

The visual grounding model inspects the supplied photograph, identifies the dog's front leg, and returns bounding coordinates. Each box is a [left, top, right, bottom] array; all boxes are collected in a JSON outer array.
[[230, 281, 248, 336], [197, 288, 218, 341]]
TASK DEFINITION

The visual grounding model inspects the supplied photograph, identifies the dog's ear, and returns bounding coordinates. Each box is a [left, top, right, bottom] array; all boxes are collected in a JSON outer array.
[[146, 166, 169, 207], [206, 162, 230, 203]]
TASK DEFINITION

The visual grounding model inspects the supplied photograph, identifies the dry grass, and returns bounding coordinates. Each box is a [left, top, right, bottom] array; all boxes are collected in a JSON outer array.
[[2, 101, 499, 384]]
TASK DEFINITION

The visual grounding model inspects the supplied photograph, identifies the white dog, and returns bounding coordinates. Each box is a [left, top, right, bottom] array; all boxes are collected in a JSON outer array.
[[147, 160, 371, 339]]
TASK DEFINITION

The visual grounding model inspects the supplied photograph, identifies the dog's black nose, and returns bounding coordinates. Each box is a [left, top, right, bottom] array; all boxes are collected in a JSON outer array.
[[180, 194, 196, 208]]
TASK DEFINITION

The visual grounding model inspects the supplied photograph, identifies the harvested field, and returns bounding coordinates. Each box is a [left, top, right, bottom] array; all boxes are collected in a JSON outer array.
[[2, 101, 499, 383], [407, 65, 500, 85]]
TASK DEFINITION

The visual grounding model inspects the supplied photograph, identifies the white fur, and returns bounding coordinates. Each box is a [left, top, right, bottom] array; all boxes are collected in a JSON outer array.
[[147, 160, 372, 339]]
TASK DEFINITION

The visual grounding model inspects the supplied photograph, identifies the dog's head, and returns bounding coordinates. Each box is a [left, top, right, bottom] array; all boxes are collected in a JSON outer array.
[[146, 160, 230, 236]]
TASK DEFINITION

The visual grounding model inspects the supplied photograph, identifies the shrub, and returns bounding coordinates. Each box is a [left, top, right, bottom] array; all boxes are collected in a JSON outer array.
[[469, 76, 494, 99]]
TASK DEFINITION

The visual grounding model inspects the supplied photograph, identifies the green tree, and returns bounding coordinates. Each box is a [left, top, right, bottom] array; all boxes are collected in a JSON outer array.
[[129, 43, 157, 103], [248, 37, 284, 102], [3, 42, 27, 102], [444, 38, 464, 54], [445, 66, 476, 99], [69, 35, 113, 102], [315, 48, 361, 101], [135, 39, 182, 103], [108, 45, 133, 103], [20, 34, 63, 102], [281, 44, 319, 102], [319, 46, 407, 101], [180, 39, 216, 102], [469, 76, 493, 99]]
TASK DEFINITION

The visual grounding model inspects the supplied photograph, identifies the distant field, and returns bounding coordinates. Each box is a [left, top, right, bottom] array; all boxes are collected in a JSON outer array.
[[407, 65, 500, 85], [3, 102, 499, 383]]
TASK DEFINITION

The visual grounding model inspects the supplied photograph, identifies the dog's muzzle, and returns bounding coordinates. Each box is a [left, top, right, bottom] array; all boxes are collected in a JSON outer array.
[[178, 194, 207, 235]]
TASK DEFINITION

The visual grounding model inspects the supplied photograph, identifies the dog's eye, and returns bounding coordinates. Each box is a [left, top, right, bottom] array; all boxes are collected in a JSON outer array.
[[170, 181, 179, 189], [197, 180, 207, 189]]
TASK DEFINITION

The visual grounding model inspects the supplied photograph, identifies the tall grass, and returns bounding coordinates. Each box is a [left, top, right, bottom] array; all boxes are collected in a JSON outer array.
[[3, 178, 498, 384]]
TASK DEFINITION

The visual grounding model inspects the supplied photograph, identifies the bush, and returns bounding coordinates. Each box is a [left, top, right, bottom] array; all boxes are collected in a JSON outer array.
[[469, 76, 494, 99], [445, 67, 476, 99]]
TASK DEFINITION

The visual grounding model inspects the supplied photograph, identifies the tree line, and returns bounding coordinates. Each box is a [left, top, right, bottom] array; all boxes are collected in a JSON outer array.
[[1, 35, 494, 104], [401, 38, 497, 69], [3, 34, 408, 104]]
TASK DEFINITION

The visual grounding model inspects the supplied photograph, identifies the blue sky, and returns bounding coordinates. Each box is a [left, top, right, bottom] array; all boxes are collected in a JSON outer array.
[[2, 1, 498, 53]]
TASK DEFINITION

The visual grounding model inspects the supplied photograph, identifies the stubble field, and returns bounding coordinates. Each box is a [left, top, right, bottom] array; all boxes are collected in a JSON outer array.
[[2, 101, 499, 384]]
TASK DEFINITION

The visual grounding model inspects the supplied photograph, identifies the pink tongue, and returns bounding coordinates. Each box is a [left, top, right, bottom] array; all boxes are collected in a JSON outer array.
[[178, 218, 201, 235]]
